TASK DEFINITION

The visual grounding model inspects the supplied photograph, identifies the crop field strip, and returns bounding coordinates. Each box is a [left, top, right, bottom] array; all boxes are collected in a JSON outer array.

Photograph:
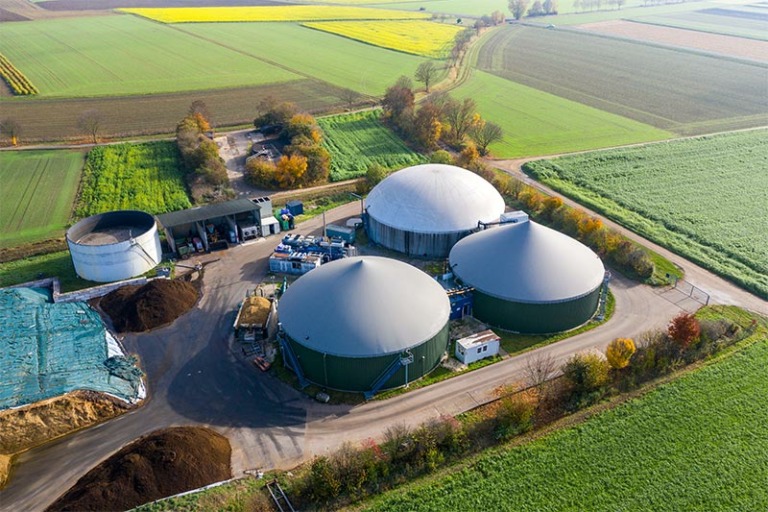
[[0, 52, 38, 95], [75, 142, 191, 218], [630, 7, 768, 41], [577, 20, 768, 62], [302, 20, 463, 58], [119, 6, 430, 23], [524, 129, 768, 298], [0, 150, 84, 248], [176, 22, 429, 96], [0, 15, 300, 97], [0, 80, 349, 142], [476, 25, 768, 135], [318, 110, 427, 181], [451, 71, 671, 158]]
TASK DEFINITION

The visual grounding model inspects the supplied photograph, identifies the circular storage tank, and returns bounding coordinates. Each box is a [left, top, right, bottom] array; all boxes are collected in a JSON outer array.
[[67, 210, 162, 283], [365, 163, 505, 258], [449, 220, 605, 334], [279, 256, 450, 393]]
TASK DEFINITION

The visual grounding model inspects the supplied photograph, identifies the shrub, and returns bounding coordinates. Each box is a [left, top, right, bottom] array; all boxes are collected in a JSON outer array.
[[562, 352, 610, 409], [668, 312, 701, 349], [244, 158, 277, 188], [494, 389, 538, 440], [606, 338, 636, 370]]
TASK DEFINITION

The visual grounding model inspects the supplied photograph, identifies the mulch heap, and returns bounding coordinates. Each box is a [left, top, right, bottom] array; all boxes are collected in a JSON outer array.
[[100, 279, 199, 333], [45, 427, 231, 512]]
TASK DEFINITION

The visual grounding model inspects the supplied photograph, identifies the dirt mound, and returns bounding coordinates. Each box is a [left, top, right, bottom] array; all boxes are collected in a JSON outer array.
[[46, 427, 231, 512], [101, 279, 199, 332]]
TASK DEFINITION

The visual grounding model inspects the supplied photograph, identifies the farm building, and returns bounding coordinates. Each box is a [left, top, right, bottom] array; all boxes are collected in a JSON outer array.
[[67, 210, 162, 283], [364, 163, 505, 258], [278, 256, 450, 397], [455, 330, 500, 365], [449, 214, 606, 333]]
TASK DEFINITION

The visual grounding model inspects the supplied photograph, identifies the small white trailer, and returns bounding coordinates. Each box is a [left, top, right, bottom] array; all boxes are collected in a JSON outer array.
[[455, 329, 500, 364]]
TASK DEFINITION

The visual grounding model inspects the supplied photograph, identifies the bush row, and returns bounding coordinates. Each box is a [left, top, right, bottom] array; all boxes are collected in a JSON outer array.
[[0, 53, 38, 96]]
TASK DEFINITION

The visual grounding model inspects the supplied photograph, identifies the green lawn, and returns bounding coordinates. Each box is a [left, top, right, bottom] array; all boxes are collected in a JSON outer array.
[[524, 129, 768, 298], [75, 142, 191, 218], [0, 150, 84, 248], [0, 251, 93, 291], [176, 22, 429, 96], [476, 25, 768, 135], [362, 324, 768, 511], [318, 110, 426, 181], [0, 15, 299, 97], [452, 70, 671, 157]]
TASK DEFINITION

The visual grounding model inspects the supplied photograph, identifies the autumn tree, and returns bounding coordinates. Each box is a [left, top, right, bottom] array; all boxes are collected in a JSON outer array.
[[275, 154, 308, 189], [283, 113, 322, 143], [509, 0, 531, 19], [412, 102, 443, 150], [562, 352, 610, 394], [0, 119, 21, 146], [415, 61, 439, 93], [188, 100, 212, 126], [443, 97, 478, 144], [455, 141, 480, 169], [381, 76, 415, 132], [287, 141, 330, 185], [668, 312, 701, 349], [254, 99, 297, 128], [78, 109, 103, 143], [244, 158, 277, 188], [606, 338, 636, 370], [470, 121, 503, 155]]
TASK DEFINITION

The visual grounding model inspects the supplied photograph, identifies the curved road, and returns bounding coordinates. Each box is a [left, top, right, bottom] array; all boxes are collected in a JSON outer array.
[[1, 200, 765, 511]]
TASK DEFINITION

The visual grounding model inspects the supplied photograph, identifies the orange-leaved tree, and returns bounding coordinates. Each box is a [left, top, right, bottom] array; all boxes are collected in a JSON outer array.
[[668, 312, 701, 349], [275, 154, 308, 189]]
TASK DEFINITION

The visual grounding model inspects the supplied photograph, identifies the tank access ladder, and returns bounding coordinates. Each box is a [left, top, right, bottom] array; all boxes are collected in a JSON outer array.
[[266, 479, 296, 512], [278, 333, 309, 389], [364, 351, 413, 400], [595, 271, 612, 322]]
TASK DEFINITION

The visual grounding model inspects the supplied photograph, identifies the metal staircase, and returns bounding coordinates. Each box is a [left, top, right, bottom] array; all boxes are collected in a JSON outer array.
[[364, 350, 414, 400], [278, 333, 309, 389]]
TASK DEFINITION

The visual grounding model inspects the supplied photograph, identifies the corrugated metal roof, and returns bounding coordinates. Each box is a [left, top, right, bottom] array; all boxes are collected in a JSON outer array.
[[156, 199, 259, 228], [279, 256, 450, 357], [365, 164, 505, 234], [449, 220, 605, 304]]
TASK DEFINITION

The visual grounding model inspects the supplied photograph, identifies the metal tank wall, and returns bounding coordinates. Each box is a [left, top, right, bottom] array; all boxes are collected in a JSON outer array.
[[367, 217, 471, 259], [287, 323, 450, 392], [472, 287, 602, 334], [67, 211, 162, 283]]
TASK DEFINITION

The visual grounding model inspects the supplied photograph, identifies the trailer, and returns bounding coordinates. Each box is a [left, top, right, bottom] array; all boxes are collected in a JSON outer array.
[[234, 293, 276, 343]]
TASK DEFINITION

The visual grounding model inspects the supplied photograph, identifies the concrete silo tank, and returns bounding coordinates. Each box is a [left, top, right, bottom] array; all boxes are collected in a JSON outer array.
[[449, 218, 606, 333], [364, 163, 505, 258], [278, 256, 451, 394], [66, 210, 162, 283]]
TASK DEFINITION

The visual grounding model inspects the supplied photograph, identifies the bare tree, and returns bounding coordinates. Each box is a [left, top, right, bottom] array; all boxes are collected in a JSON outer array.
[[509, 0, 531, 19], [443, 97, 477, 144], [78, 109, 103, 144], [415, 61, 439, 93], [0, 119, 22, 146], [470, 121, 504, 155], [339, 88, 360, 109], [524, 352, 558, 389]]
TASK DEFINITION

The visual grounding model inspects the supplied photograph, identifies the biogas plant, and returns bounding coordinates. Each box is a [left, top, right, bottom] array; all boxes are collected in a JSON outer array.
[[269, 164, 610, 397]]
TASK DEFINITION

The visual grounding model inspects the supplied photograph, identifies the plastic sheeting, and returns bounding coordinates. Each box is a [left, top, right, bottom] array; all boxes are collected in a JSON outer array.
[[0, 287, 143, 409]]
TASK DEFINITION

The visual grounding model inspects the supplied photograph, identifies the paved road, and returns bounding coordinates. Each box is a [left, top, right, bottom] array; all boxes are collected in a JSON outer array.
[[1, 198, 764, 511]]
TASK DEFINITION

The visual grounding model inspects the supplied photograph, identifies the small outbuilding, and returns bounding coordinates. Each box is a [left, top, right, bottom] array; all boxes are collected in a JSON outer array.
[[364, 163, 505, 258], [454, 330, 500, 365]]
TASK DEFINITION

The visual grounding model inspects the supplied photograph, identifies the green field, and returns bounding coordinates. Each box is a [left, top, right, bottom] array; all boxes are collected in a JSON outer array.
[[524, 129, 768, 298], [0, 15, 299, 97], [476, 25, 768, 135], [0, 150, 84, 248], [176, 22, 429, 96], [319, 110, 426, 181], [363, 324, 768, 511], [75, 142, 191, 218], [452, 71, 671, 157]]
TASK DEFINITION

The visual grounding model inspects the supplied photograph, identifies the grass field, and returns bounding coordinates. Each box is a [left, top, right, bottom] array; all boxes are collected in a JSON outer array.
[[178, 22, 428, 96], [0, 80, 349, 142], [303, 20, 463, 58], [0, 250, 93, 291], [318, 110, 426, 181], [451, 71, 671, 157], [0, 15, 299, 97], [0, 150, 84, 248], [120, 6, 429, 23], [476, 25, 768, 135], [362, 319, 768, 511], [75, 142, 191, 218], [631, 7, 768, 40], [524, 129, 768, 298]]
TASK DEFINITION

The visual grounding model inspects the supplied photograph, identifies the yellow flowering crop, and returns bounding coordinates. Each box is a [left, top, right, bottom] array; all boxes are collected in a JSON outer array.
[[118, 6, 430, 23], [302, 20, 464, 58]]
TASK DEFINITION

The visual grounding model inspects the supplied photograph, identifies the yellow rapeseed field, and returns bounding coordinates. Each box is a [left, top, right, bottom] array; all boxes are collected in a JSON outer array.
[[302, 20, 464, 58], [118, 6, 430, 23]]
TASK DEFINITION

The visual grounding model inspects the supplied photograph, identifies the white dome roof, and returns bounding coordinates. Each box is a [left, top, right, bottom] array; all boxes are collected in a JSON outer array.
[[449, 220, 605, 304], [365, 164, 505, 234], [279, 257, 450, 357]]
